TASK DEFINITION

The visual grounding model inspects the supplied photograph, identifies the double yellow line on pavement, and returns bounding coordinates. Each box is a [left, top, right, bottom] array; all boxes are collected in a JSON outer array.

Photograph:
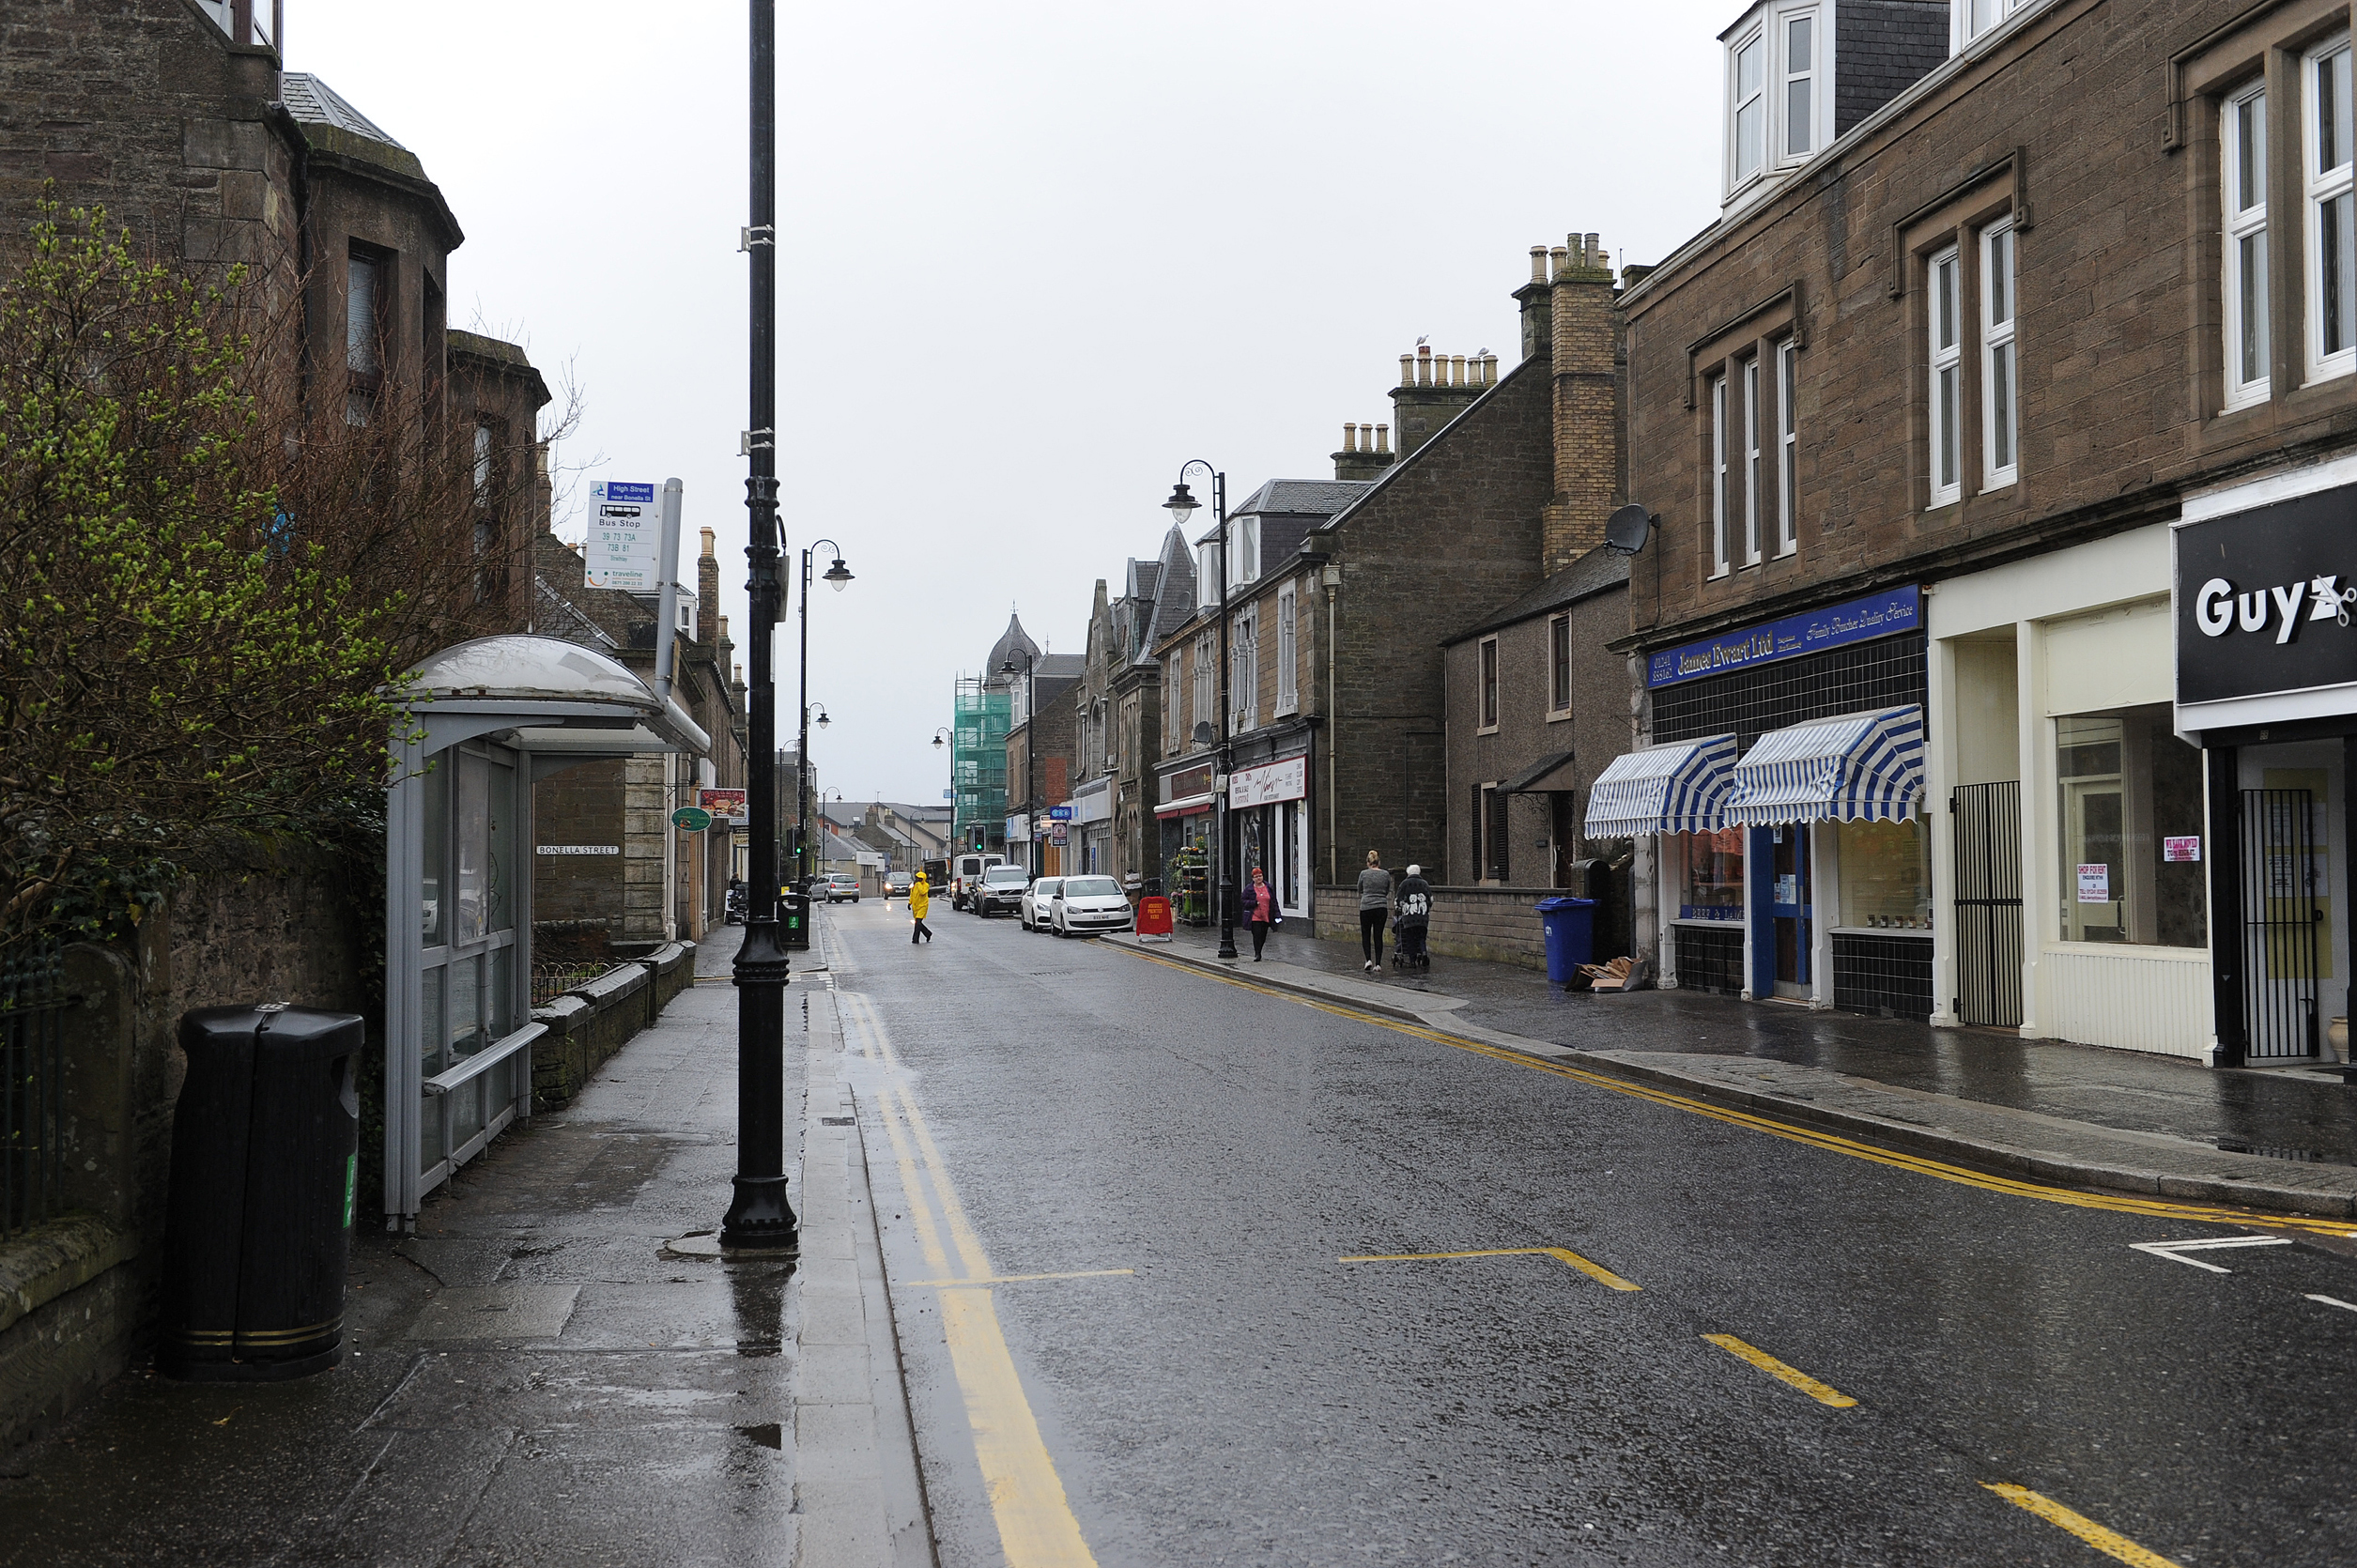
[[1117, 946, 2357, 1237], [835, 990, 1099, 1568]]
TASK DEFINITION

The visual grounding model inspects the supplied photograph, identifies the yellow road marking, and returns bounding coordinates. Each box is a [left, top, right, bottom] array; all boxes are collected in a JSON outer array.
[[1702, 1333, 1857, 1407], [1115, 946, 2357, 1236], [1982, 1483, 2186, 1567], [911, 1268, 1135, 1287], [1341, 1246, 1641, 1292], [836, 990, 1099, 1568]]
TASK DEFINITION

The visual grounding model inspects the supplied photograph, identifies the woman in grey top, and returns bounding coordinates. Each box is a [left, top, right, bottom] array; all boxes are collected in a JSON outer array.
[[1357, 849, 1393, 972]]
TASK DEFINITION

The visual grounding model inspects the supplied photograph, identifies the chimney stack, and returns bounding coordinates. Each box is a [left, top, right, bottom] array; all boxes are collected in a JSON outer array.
[[1540, 226, 1625, 571], [1333, 419, 1397, 482], [1516, 245, 1554, 361], [1390, 341, 1486, 457], [697, 525, 720, 644]]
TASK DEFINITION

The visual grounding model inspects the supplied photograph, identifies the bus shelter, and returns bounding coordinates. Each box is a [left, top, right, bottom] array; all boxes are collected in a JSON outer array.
[[381, 636, 708, 1228]]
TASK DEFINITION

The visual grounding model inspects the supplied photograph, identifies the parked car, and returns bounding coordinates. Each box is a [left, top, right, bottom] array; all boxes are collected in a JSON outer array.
[[821, 871, 861, 903], [1019, 877, 1064, 930], [973, 864, 1031, 918], [1052, 875, 1132, 937], [950, 853, 1004, 911], [886, 870, 914, 897]]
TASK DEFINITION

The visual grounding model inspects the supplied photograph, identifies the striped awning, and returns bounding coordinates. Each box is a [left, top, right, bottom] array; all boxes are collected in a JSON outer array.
[[1724, 707, 1924, 826], [1581, 735, 1738, 838]]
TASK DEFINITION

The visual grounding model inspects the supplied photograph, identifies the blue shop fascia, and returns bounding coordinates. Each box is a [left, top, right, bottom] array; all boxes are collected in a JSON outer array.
[[1593, 584, 1932, 1019]]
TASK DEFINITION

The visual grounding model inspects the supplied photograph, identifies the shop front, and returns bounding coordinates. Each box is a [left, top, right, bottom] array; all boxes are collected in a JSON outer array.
[[1228, 754, 1311, 918], [1927, 522, 2212, 1056], [1154, 758, 1216, 920], [1071, 777, 1113, 876], [2173, 461, 2357, 1068], [1628, 587, 1933, 1018]]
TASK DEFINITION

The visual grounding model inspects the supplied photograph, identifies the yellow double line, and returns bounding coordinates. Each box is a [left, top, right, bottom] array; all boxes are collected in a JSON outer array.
[[1118, 946, 2357, 1237], [835, 990, 1101, 1568]]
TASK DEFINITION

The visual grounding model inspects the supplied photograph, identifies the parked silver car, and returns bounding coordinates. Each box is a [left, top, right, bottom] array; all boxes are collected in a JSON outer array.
[[1019, 877, 1064, 930], [1051, 875, 1132, 937], [974, 864, 1032, 918], [821, 872, 861, 903]]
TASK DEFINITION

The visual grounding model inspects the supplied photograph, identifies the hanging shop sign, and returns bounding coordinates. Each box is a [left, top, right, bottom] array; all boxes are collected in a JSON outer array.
[[1647, 585, 1920, 689], [1228, 756, 1307, 807], [670, 806, 714, 832], [2177, 481, 2357, 704]]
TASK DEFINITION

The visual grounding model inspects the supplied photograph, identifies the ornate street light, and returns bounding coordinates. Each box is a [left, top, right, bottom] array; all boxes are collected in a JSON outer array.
[[1163, 461, 1237, 960]]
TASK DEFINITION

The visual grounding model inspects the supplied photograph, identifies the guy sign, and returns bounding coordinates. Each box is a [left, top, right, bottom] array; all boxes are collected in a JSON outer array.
[[583, 481, 660, 591]]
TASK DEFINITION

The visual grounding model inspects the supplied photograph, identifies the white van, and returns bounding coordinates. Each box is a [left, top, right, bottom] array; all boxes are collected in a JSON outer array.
[[950, 853, 1004, 911]]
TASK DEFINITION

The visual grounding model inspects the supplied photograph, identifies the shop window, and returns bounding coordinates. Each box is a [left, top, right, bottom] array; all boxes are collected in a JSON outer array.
[[2056, 702, 2208, 947], [1671, 828, 1746, 922], [1837, 819, 1931, 930]]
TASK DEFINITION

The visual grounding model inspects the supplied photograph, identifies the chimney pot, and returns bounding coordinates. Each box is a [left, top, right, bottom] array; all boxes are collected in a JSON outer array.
[[1451, 353, 1466, 386], [700, 525, 716, 558], [1400, 353, 1413, 387], [1342, 423, 1358, 452], [1375, 423, 1390, 453], [1529, 245, 1547, 284], [1549, 245, 1570, 282], [1586, 232, 1600, 268]]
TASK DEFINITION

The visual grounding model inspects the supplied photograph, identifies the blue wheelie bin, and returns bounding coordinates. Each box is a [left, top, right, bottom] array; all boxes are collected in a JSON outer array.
[[1535, 897, 1597, 988]]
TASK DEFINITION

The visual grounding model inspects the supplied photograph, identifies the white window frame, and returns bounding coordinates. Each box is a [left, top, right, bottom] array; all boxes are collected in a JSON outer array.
[[1231, 606, 1258, 734], [2225, 79, 2272, 410], [1779, 8, 1819, 164], [1729, 28, 1766, 191], [1478, 636, 1500, 734], [1777, 340, 1799, 555], [1955, 0, 2047, 54], [1710, 374, 1731, 576], [1743, 355, 1764, 563], [1193, 633, 1214, 744], [1548, 613, 1572, 717], [1196, 541, 1222, 610], [2307, 36, 2356, 383], [1929, 246, 1963, 507], [1981, 221, 2019, 489], [1231, 515, 1260, 588], [1275, 582, 1298, 715]]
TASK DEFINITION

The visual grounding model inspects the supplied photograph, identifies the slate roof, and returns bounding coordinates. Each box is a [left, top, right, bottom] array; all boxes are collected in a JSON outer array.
[[279, 73, 405, 147], [1231, 478, 1375, 517], [1038, 653, 1086, 682], [1133, 526, 1197, 662], [984, 614, 1040, 680], [1441, 546, 1631, 647]]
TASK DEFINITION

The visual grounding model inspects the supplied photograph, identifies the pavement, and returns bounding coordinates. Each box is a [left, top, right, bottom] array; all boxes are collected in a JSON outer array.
[[1109, 916, 2357, 1222], [0, 921, 929, 1568]]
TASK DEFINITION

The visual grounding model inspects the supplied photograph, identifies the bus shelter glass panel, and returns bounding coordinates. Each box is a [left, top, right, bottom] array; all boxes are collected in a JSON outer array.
[[419, 743, 524, 1182]]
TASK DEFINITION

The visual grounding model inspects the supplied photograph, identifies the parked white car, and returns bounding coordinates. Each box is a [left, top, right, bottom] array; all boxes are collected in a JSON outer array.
[[1019, 877, 1064, 930], [1052, 875, 1132, 937]]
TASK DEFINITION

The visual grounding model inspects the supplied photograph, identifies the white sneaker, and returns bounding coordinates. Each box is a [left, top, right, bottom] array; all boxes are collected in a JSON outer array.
[[1363, 960, 1376, 972]]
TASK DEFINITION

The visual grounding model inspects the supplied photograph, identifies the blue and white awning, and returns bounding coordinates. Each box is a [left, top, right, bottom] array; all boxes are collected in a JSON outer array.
[[1582, 735, 1738, 838], [1724, 707, 1924, 826]]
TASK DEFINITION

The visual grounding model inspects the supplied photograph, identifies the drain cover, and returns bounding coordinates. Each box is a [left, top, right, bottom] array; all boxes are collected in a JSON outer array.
[[819, 1115, 855, 1127]]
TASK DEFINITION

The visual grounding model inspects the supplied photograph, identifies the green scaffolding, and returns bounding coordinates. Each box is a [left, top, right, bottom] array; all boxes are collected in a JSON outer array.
[[951, 675, 1010, 853]]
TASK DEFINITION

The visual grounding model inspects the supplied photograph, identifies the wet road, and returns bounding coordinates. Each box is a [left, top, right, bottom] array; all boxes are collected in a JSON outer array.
[[828, 899, 2357, 1568]]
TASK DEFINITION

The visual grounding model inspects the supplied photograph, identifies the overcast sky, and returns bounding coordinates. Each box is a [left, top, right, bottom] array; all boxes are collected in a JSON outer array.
[[295, 2, 1725, 807]]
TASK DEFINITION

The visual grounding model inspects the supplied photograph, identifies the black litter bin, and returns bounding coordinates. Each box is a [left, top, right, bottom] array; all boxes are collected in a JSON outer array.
[[158, 1004, 363, 1382], [779, 891, 811, 951]]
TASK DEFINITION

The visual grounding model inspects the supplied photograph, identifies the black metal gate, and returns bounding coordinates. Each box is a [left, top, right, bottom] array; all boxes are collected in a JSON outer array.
[[2, 945, 68, 1239], [1952, 781, 2024, 1027], [2240, 788, 2321, 1059]]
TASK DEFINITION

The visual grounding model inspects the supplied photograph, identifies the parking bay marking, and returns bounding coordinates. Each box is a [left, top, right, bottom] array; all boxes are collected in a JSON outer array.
[[1341, 1246, 1641, 1292], [2129, 1236, 2293, 1274], [1701, 1333, 1858, 1408], [1116, 945, 2357, 1237], [1982, 1483, 2187, 1568]]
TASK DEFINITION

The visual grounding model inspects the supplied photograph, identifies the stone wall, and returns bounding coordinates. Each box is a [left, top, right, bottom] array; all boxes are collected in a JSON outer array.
[[530, 940, 694, 1108], [1313, 867, 1632, 972]]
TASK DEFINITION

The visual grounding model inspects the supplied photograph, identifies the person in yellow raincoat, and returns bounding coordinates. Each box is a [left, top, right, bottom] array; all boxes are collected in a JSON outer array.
[[908, 872, 932, 945]]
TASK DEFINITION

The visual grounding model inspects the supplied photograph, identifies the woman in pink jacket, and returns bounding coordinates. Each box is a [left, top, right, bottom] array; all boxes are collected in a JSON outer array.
[[1246, 867, 1279, 961]]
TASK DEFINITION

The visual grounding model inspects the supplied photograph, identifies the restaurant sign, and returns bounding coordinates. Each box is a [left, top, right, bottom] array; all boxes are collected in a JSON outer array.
[[1648, 586, 1920, 690]]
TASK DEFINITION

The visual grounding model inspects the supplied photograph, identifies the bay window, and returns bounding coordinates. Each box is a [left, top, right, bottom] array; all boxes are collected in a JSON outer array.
[[1782, 11, 1816, 161]]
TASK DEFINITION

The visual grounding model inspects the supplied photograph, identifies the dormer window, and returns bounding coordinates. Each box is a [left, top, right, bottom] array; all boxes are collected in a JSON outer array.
[[1957, 0, 2044, 52], [1722, 3, 1833, 202]]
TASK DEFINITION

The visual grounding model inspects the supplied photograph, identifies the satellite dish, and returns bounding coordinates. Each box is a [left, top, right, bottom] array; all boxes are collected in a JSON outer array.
[[1605, 503, 1654, 556]]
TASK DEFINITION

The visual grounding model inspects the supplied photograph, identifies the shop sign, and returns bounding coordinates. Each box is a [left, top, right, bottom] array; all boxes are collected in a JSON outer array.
[[1163, 762, 1215, 802], [1048, 805, 1074, 821], [2076, 863, 2111, 902], [1050, 822, 1068, 844], [1679, 904, 1741, 921], [1229, 756, 1307, 807], [2163, 836, 2201, 863], [1647, 586, 1920, 689], [699, 788, 747, 824], [670, 806, 714, 832], [2177, 482, 2357, 703]]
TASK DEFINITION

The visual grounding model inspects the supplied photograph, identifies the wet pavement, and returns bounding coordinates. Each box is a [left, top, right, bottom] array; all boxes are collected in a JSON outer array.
[[1143, 915, 2357, 1171], [839, 899, 2357, 1566], [0, 926, 809, 1567]]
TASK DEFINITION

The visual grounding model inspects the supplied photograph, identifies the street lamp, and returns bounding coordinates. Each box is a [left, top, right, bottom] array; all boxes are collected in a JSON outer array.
[[998, 648, 1039, 877], [796, 539, 852, 890], [1163, 461, 1238, 961], [724, 0, 795, 1253]]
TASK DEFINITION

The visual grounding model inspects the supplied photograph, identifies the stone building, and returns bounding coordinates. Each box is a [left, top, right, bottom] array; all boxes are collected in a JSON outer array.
[[1610, 0, 2357, 1062], [1005, 653, 1082, 874], [1105, 527, 1195, 891]]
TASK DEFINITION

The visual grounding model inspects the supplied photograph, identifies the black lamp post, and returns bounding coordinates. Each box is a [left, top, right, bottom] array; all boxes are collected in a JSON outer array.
[[795, 541, 852, 889], [723, 0, 795, 1253], [1163, 463, 1238, 960], [998, 649, 1039, 877]]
